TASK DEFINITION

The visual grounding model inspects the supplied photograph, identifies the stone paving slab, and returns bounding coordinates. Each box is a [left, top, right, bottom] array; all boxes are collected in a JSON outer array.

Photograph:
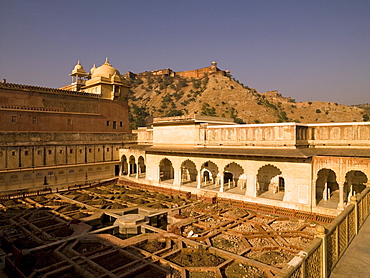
[[330, 215, 370, 278]]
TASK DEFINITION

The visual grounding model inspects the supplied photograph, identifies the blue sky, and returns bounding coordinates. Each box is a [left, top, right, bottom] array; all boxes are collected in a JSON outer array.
[[0, 0, 369, 105]]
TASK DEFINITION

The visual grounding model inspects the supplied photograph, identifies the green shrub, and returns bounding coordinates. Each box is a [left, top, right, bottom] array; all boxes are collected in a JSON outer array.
[[201, 103, 216, 116], [234, 118, 245, 124], [165, 110, 184, 117], [177, 78, 188, 88]]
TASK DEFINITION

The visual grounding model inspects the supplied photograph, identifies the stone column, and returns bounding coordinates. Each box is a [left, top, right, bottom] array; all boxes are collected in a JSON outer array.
[[220, 172, 224, 192], [177, 168, 182, 186], [215, 173, 220, 187], [338, 182, 345, 209], [311, 179, 316, 208], [350, 196, 359, 234], [245, 175, 256, 197], [136, 163, 140, 179], [197, 172, 201, 189], [172, 167, 180, 186], [118, 160, 122, 177], [157, 166, 161, 182], [272, 176, 278, 194], [347, 177, 352, 198], [315, 225, 327, 278], [323, 183, 328, 201]]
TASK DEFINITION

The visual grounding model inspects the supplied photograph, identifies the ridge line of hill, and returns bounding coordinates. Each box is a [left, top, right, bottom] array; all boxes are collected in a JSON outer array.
[[126, 72, 369, 129]]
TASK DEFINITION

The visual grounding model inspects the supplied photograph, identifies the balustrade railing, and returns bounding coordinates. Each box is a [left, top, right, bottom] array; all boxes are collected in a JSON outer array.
[[278, 186, 370, 278]]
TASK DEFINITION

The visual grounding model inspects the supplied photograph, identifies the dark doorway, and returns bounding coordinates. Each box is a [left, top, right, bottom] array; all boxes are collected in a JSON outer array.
[[224, 172, 233, 183], [115, 165, 120, 176]]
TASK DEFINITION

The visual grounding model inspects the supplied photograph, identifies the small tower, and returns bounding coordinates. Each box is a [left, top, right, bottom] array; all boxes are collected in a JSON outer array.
[[211, 61, 218, 70], [69, 60, 88, 91], [89, 63, 97, 78]]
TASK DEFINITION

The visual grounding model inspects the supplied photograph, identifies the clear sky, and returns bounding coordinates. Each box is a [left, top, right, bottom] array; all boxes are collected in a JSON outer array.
[[0, 0, 369, 105]]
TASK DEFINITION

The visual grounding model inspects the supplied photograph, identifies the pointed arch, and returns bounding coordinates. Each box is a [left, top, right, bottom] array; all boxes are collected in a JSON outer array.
[[224, 162, 245, 188], [129, 155, 136, 176], [200, 160, 219, 187], [159, 158, 174, 182], [256, 164, 284, 200], [345, 170, 367, 199], [121, 155, 128, 175], [316, 168, 338, 205], [181, 159, 197, 184], [138, 156, 146, 178]]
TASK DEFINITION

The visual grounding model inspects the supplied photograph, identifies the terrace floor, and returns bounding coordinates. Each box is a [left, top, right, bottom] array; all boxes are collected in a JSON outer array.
[[330, 213, 370, 278], [0, 180, 326, 278]]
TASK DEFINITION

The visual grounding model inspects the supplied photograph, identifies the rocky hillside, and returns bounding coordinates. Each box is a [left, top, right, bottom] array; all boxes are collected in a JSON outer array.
[[127, 74, 368, 129]]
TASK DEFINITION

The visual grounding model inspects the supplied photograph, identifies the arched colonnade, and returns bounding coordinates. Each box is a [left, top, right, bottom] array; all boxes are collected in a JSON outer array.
[[121, 153, 370, 207], [120, 155, 146, 178], [121, 155, 287, 201], [315, 168, 368, 207]]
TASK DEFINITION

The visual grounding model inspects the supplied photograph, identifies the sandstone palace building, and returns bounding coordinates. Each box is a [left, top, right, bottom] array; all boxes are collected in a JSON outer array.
[[1, 60, 370, 216], [0, 59, 133, 190]]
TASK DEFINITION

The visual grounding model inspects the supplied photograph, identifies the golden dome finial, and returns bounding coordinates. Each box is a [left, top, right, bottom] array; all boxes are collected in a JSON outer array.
[[104, 57, 111, 66]]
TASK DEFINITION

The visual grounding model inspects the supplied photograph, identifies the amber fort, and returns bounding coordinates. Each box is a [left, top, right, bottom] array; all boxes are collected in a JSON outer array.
[[0, 60, 369, 277]]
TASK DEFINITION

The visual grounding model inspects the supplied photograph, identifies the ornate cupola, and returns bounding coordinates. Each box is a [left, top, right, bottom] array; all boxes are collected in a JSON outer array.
[[83, 58, 130, 100], [69, 60, 88, 91], [89, 63, 97, 77]]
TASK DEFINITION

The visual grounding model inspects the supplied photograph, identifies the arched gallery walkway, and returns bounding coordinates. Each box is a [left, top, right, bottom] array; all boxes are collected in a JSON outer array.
[[120, 155, 146, 178], [121, 156, 288, 201], [120, 153, 369, 209], [315, 168, 368, 209]]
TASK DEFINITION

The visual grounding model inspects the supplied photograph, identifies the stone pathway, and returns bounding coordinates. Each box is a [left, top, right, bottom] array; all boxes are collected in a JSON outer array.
[[330, 215, 370, 278], [317, 191, 340, 209]]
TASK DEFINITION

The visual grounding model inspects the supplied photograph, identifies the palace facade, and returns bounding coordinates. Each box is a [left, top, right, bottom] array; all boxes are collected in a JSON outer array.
[[120, 115, 370, 215], [1, 60, 369, 216], [0, 59, 134, 191]]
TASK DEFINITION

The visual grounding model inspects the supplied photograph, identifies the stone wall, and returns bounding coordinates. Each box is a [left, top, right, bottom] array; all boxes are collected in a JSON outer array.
[[0, 84, 130, 133], [0, 162, 118, 191], [125, 63, 225, 80], [0, 132, 135, 146], [307, 123, 370, 147], [0, 132, 136, 169], [204, 124, 298, 147], [135, 122, 370, 148], [134, 127, 153, 145], [176, 66, 225, 78], [0, 132, 137, 191]]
